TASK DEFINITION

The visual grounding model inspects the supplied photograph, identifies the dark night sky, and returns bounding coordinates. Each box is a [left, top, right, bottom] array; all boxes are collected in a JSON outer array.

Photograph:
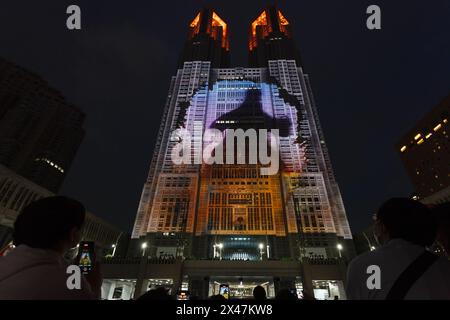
[[0, 1, 449, 234]]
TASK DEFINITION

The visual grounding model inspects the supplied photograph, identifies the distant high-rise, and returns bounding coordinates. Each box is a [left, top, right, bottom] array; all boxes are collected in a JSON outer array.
[[133, 5, 352, 262], [0, 58, 85, 192], [397, 95, 450, 202]]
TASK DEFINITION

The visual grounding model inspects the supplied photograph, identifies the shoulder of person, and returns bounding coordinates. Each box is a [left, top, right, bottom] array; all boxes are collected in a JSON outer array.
[[434, 256, 450, 273], [348, 250, 381, 271]]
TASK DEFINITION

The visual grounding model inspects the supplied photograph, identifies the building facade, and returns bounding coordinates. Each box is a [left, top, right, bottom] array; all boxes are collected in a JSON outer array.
[[0, 58, 85, 193], [112, 6, 353, 299], [0, 164, 125, 256], [397, 94, 449, 202], [133, 5, 352, 261]]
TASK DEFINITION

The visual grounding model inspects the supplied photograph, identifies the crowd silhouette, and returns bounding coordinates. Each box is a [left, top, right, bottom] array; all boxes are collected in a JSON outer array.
[[0, 196, 449, 300]]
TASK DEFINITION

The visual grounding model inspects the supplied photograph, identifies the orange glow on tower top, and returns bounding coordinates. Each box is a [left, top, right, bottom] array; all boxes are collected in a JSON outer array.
[[249, 8, 292, 51], [188, 10, 229, 51]]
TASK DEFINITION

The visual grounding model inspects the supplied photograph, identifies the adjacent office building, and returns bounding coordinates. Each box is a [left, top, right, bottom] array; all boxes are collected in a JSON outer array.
[[101, 6, 352, 300], [0, 58, 125, 255], [0, 58, 85, 193], [397, 95, 450, 204]]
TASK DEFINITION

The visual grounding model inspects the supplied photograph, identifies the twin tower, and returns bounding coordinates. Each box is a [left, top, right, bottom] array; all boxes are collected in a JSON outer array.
[[179, 6, 302, 68]]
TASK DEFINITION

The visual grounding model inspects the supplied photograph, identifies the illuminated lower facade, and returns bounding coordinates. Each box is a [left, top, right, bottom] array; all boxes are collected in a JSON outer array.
[[124, 6, 353, 298], [101, 258, 348, 300]]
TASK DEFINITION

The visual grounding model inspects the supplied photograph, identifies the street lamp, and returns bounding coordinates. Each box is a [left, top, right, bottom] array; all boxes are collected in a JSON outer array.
[[259, 243, 264, 260], [336, 243, 343, 258], [370, 246, 376, 251], [217, 243, 223, 260], [111, 244, 117, 257], [141, 242, 148, 257]]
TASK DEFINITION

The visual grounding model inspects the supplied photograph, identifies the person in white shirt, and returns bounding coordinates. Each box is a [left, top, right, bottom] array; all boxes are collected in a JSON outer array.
[[0, 196, 102, 300], [346, 198, 450, 300]]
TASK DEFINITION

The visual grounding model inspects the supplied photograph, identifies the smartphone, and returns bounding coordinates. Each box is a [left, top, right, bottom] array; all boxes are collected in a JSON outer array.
[[76, 241, 95, 274], [176, 290, 190, 300], [219, 284, 230, 299]]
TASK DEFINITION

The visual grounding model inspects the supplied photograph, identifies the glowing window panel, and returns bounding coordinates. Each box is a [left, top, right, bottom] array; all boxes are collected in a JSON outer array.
[[400, 146, 407, 153], [190, 13, 200, 27], [417, 138, 424, 145], [278, 11, 289, 26], [414, 133, 422, 140], [434, 123, 442, 131]]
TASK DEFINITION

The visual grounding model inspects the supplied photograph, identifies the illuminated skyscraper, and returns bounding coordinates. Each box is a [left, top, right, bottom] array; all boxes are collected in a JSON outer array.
[[132, 6, 352, 262], [397, 94, 450, 202]]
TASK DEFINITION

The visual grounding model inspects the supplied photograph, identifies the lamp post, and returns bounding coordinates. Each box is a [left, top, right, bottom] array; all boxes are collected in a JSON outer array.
[[336, 243, 343, 258], [141, 242, 148, 257], [111, 244, 117, 257], [259, 243, 264, 260], [218, 243, 223, 260]]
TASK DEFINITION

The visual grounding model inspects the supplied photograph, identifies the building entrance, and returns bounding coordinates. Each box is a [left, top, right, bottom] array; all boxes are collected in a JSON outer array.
[[209, 276, 275, 299]]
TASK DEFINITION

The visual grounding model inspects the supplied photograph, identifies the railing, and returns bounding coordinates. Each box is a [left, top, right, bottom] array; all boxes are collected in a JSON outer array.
[[302, 257, 339, 265], [102, 256, 181, 265], [102, 257, 141, 264]]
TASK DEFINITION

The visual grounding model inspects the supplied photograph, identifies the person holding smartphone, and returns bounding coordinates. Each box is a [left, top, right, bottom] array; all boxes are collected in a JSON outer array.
[[0, 196, 102, 299], [219, 284, 230, 299]]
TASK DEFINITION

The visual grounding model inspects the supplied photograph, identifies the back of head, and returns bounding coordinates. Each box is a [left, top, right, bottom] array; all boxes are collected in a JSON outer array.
[[208, 294, 226, 300], [137, 287, 172, 301], [253, 285, 266, 300], [433, 202, 450, 228], [377, 198, 436, 246], [432, 202, 450, 251], [13, 196, 86, 249], [275, 288, 297, 300]]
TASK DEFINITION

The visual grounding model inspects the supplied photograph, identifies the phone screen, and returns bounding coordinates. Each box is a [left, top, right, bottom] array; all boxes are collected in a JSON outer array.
[[219, 284, 229, 299], [77, 241, 95, 274]]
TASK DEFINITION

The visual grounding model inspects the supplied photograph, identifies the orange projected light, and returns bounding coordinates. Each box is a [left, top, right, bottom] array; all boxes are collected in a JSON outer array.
[[249, 11, 269, 51], [278, 10, 289, 26], [278, 10, 292, 38], [212, 12, 229, 50], [251, 11, 268, 38], [190, 13, 200, 28], [188, 11, 229, 50]]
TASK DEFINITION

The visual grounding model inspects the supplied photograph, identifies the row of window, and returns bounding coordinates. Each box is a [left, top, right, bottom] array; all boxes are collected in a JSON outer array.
[[208, 192, 273, 206], [206, 207, 274, 231]]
